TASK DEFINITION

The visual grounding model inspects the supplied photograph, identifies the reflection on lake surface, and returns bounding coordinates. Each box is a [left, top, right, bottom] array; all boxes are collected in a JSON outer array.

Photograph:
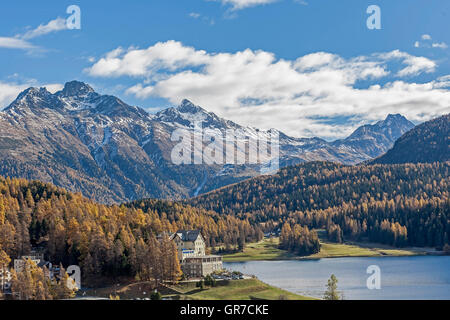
[[224, 256, 450, 300]]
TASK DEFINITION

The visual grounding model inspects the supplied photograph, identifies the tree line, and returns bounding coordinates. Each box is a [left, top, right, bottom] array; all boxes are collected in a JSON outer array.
[[279, 224, 320, 255], [189, 161, 449, 248], [0, 177, 263, 289]]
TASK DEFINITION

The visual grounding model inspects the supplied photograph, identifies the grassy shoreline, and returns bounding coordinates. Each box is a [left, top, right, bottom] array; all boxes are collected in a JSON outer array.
[[170, 278, 316, 300], [222, 236, 439, 262], [81, 278, 315, 300]]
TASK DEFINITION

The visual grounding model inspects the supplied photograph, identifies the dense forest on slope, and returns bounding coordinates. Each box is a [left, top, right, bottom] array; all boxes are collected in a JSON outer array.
[[0, 177, 262, 281], [279, 224, 321, 255], [372, 113, 449, 164], [1, 159, 448, 288], [189, 161, 450, 248]]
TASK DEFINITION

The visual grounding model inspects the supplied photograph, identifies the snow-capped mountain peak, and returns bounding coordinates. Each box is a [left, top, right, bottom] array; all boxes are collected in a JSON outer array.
[[57, 80, 96, 98], [55, 81, 100, 111], [155, 99, 237, 130], [178, 99, 205, 114], [6, 86, 63, 113], [0, 80, 418, 203]]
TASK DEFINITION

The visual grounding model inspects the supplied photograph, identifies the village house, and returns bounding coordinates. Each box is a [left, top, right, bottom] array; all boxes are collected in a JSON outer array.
[[1, 251, 48, 295], [169, 230, 223, 278], [7, 254, 76, 295], [11, 251, 68, 284], [0, 251, 44, 295], [13, 251, 45, 273]]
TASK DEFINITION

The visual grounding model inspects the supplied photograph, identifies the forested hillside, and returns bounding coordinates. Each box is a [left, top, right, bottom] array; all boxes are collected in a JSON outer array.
[[372, 113, 449, 164], [1, 160, 448, 287], [0, 177, 262, 282], [189, 161, 450, 248]]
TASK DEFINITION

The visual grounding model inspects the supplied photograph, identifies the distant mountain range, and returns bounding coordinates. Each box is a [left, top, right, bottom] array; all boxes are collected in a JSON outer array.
[[371, 113, 449, 164], [0, 81, 415, 203]]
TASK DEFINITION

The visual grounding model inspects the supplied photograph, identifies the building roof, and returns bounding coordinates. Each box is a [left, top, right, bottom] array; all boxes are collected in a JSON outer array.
[[183, 255, 222, 261], [174, 230, 202, 242]]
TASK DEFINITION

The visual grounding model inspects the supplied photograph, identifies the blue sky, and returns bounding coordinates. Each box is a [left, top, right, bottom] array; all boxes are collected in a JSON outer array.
[[0, 0, 449, 139]]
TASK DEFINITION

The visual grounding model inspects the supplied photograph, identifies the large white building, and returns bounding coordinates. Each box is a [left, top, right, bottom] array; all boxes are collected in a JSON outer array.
[[170, 230, 206, 260], [170, 230, 222, 278]]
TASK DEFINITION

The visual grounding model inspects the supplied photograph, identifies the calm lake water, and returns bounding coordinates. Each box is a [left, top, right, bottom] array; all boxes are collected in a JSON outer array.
[[224, 256, 450, 300]]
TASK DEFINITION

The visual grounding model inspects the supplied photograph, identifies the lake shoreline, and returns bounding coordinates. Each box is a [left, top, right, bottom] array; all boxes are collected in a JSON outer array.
[[224, 251, 445, 263], [221, 237, 445, 263], [224, 256, 450, 300]]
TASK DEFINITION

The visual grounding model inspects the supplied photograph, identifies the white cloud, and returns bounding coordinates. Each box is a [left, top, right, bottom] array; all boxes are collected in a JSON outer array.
[[378, 50, 436, 76], [0, 82, 29, 108], [189, 12, 201, 19], [21, 18, 67, 40], [86, 41, 449, 139], [86, 41, 209, 78], [44, 83, 64, 93], [294, 52, 339, 71], [213, 0, 278, 10], [188, 12, 215, 25], [432, 42, 448, 49], [212, 0, 306, 10], [414, 34, 448, 50], [0, 37, 35, 50], [0, 18, 68, 52]]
